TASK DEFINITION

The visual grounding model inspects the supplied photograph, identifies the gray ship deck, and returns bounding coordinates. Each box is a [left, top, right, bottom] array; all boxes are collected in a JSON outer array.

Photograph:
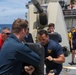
[[44, 53, 76, 75], [60, 53, 76, 75]]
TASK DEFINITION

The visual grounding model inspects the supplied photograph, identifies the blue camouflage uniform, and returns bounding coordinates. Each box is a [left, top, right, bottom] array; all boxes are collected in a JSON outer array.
[[0, 34, 41, 75]]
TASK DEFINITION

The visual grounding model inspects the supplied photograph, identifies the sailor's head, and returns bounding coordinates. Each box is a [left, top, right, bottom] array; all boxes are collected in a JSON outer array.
[[12, 18, 28, 42], [48, 23, 55, 33], [1, 27, 11, 41], [71, 27, 76, 32], [38, 30, 49, 46]]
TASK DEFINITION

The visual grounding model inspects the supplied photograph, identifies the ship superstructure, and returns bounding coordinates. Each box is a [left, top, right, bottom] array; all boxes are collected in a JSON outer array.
[[26, 0, 76, 30]]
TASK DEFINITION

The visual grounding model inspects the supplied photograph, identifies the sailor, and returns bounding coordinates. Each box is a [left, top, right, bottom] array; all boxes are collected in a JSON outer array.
[[0, 18, 41, 75], [38, 30, 65, 75], [47, 23, 62, 43], [0, 27, 11, 50]]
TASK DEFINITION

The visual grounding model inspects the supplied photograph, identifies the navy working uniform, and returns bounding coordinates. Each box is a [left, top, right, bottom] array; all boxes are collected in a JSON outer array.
[[72, 32, 76, 50], [39, 40, 63, 75], [0, 34, 41, 75], [48, 32, 62, 43], [24, 33, 34, 43]]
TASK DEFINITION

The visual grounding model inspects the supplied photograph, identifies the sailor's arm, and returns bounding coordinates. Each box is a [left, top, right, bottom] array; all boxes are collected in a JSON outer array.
[[46, 43, 65, 64], [16, 45, 41, 67], [46, 54, 65, 64], [70, 37, 73, 48]]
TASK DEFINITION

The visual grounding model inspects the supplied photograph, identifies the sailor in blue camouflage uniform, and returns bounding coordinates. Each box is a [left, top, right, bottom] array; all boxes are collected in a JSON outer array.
[[0, 18, 41, 75], [38, 30, 65, 75]]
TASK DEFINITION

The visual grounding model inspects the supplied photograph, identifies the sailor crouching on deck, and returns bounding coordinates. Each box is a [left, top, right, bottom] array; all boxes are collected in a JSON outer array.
[[38, 30, 65, 75]]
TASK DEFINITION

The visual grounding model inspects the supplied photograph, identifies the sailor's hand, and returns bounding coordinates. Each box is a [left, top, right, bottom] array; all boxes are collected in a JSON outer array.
[[24, 66, 35, 75], [46, 56, 53, 61], [71, 45, 73, 49], [47, 73, 55, 75]]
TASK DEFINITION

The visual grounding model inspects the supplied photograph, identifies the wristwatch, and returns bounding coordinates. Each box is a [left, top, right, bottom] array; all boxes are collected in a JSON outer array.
[[49, 70, 54, 73], [49, 70, 55, 74]]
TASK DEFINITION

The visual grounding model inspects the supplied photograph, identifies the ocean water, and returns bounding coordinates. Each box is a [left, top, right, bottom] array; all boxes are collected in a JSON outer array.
[[0, 24, 12, 33]]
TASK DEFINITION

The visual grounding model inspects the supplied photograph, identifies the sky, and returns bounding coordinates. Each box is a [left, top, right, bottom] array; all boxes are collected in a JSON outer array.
[[0, 0, 30, 24]]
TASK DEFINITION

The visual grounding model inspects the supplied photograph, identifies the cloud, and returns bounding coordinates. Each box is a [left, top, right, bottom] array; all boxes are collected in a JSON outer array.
[[0, 8, 27, 16], [0, 0, 30, 24]]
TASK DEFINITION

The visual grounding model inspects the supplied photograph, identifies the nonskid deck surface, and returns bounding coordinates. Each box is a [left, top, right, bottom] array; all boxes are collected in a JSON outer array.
[[60, 53, 76, 75]]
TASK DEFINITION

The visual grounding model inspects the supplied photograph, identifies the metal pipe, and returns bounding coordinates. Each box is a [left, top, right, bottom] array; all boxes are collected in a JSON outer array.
[[31, 0, 43, 13], [31, 0, 48, 25]]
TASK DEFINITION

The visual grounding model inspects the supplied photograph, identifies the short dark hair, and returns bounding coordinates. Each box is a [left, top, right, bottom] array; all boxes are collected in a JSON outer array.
[[12, 18, 28, 33], [1, 27, 10, 32], [38, 30, 48, 36], [27, 28, 29, 30], [48, 23, 55, 28]]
